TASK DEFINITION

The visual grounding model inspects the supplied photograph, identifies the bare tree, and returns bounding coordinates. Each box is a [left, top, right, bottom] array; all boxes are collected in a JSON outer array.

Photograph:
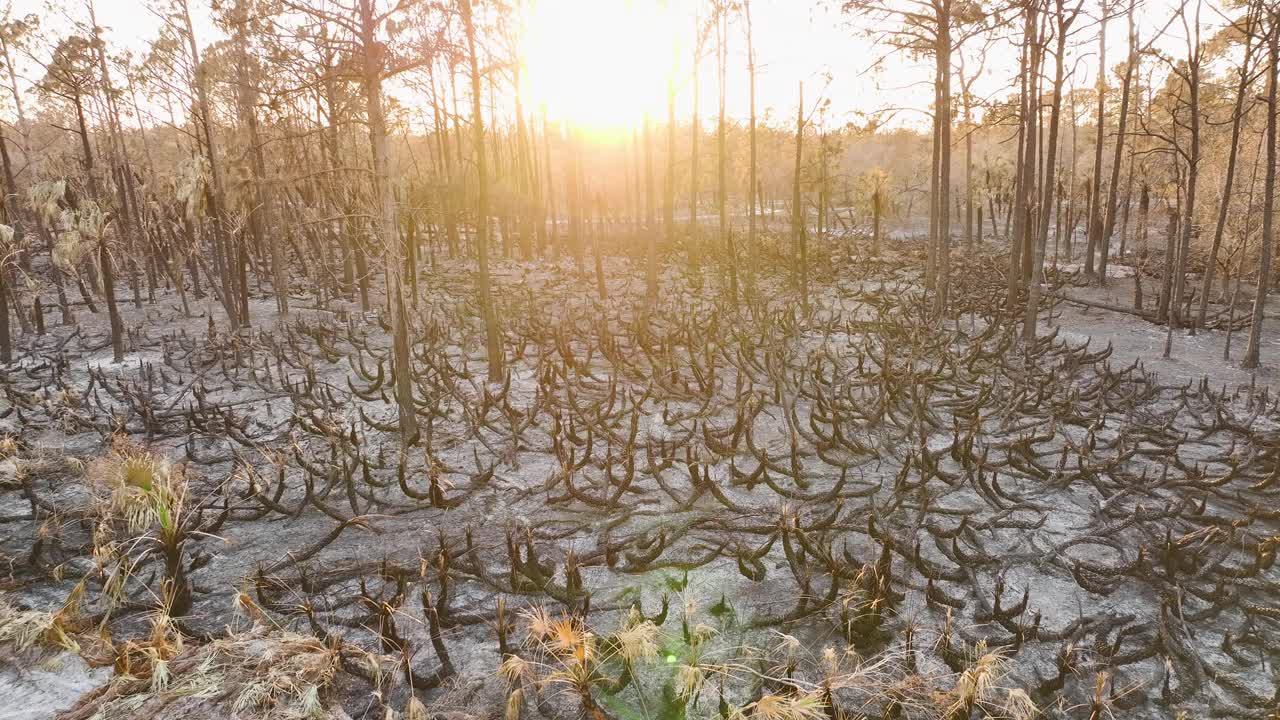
[[1197, 2, 1262, 330], [1098, 1, 1142, 285], [1243, 8, 1277, 369], [792, 81, 806, 307], [461, 0, 504, 383]]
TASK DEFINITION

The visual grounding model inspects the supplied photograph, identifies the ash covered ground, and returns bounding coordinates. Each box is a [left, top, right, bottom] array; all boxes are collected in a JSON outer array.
[[2, 238, 1277, 720]]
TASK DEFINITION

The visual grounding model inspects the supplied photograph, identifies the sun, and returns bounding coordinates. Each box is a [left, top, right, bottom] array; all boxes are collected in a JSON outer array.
[[519, 0, 680, 135]]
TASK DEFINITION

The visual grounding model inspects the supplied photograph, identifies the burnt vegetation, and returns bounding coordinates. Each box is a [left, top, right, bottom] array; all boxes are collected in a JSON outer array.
[[3, 239, 1279, 719], [0, 0, 1279, 719]]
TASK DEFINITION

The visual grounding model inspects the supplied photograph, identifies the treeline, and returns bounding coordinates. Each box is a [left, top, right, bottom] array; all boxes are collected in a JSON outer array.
[[849, 0, 1279, 366], [0, 0, 1276, 387]]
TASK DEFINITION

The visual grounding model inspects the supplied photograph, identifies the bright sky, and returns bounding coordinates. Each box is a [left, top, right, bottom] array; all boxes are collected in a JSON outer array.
[[5, 0, 1232, 134]]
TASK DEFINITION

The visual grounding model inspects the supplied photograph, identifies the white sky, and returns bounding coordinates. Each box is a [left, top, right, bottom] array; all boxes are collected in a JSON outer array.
[[4, 0, 1232, 132]]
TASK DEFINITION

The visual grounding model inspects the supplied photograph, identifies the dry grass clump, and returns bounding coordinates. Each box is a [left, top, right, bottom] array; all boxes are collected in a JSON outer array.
[[500, 603, 832, 720], [740, 623, 1040, 720], [0, 433, 17, 460], [743, 692, 828, 720], [59, 623, 342, 720], [6, 439, 351, 720], [225, 634, 340, 718], [938, 641, 1038, 720], [0, 590, 84, 655], [504, 606, 603, 711]]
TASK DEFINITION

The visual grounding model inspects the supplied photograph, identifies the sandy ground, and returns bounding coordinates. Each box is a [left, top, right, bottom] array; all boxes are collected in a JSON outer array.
[[1047, 277, 1280, 390]]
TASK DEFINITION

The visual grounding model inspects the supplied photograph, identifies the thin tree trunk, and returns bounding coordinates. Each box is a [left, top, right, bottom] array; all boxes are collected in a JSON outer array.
[[1099, 4, 1137, 285], [936, 2, 953, 314], [1038, 0, 1079, 284], [792, 82, 806, 307], [1244, 13, 1277, 369], [461, 0, 504, 383], [181, 0, 242, 329], [360, 0, 418, 443], [1021, 4, 1043, 342], [1085, 2, 1107, 275], [745, 0, 758, 293], [1171, 11, 1203, 346], [542, 109, 557, 260], [0, 240, 8, 364], [664, 69, 676, 271], [1198, 10, 1257, 329], [717, 10, 736, 305], [645, 112, 657, 303], [690, 10, 701, 280]]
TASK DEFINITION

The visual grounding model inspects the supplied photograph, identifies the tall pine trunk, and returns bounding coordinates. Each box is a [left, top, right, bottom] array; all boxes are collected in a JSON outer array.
[[182, 0, 242, 329], [462, 0, 504, 382], [935, 1, 952, 314], [1085, 1, 1107, 275], [360, 0, 418, 443], [645, 112, 657, 302], [1198, 9, 1257, 329], [1099, 4, 1137, 285], [745, 0, 758, 293], [689, 10, 701, 281], [792, 82, 806, 307], [1244, 13, 1277, 368], [717, 10, 736, 305]]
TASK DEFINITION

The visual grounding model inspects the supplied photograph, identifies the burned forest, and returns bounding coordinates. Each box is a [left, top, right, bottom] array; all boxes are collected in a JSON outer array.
[[1, 0, 1279, 719]]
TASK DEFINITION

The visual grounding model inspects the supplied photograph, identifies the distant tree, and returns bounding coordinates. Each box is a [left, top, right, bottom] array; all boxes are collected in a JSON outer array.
[[215, 0, 289, 316], [858, 167, 890, 256], [1243, 5, 1277, 369], [460, 0, 504, 383], [1196, 2, 1262, 330], [714, 0, 736, 305], [744, 0, 758, 295], [792, 81, 806, 306], [1096, 2, 1138, 285], [37, 35, 126, 361], [843, 0, 989, 314]]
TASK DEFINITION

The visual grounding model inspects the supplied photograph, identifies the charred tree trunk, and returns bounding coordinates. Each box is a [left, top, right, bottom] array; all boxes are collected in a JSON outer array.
[[1085, 1, 1108, 276], [360, 0, 418, 443], [1198, 9, 1258, 329], [1243, 13, 1278, 369], [792, 82, 807, 308], [745, 0, 758, 293], [461, 0, 504, 383], [1099, 3, 1137, 285]]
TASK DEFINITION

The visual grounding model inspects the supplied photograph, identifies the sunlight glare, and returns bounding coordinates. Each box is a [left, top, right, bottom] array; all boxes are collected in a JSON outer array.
[[520, 0, 678, 136]]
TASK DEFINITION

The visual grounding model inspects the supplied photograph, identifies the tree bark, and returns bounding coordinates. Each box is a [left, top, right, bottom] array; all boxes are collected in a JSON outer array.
[[1198, 9, 1257, 329], [359, 0, 418, 443], [1098, 3, 1137, 285], [462, 0, 504, 383], [792, 82, 806, 307], [1243, 13, 1277, 369], [745, 0, 758, 292], [645, 112, 657, 303], [1085, 1, 1108, 275]]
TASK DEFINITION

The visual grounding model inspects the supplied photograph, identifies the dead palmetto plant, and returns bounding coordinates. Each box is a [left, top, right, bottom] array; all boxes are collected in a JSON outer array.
[[940, 641, 1038, 720], [85, 434, 202, 617]]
